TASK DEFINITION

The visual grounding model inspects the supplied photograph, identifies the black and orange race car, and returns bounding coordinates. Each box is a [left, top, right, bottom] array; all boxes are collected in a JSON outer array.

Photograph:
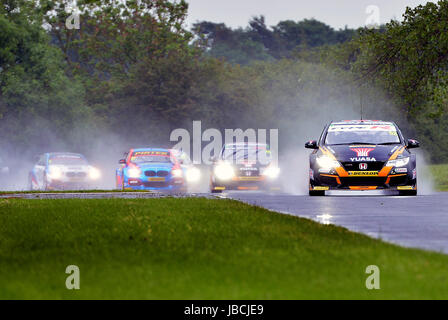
[[305, 120, 419, 196]]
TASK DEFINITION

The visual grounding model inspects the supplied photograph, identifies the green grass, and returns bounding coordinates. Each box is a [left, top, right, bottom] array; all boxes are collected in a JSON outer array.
[[430, 164, 448, 191], [0, 198, 447, 299]]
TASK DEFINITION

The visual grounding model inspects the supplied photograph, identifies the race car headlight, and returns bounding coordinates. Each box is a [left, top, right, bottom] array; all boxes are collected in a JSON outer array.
[[88, 167, 101, 180], [316, 156, 340, 170], [172, 168, 183, 178], [386, 157, 409, 167], [214, 163, 235, 181], [47, 166, 63, 179], [186, 167, 201, 183], [127, 167, 141, 178], [263, 166, 280, 179]]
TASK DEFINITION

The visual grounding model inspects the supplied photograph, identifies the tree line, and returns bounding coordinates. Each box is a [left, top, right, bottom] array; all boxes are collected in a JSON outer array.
[[0, 0, 447, 163]]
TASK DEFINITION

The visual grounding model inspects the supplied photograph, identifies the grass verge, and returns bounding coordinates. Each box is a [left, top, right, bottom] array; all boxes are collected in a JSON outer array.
[[429, 164, 448, 191], [0, 198, 447, 299]]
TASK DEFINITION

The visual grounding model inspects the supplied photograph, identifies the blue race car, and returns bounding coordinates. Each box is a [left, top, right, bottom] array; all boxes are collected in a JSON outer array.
[[28, 152, 101, 191], [116, 148, 186, 192]]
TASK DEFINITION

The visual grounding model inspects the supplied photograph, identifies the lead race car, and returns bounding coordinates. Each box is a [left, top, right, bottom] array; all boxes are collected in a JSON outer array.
[[306, 120, 419, 196]]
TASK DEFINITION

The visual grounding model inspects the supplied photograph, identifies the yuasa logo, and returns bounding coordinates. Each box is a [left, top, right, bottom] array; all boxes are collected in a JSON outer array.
[[351, 148, 375, 157]]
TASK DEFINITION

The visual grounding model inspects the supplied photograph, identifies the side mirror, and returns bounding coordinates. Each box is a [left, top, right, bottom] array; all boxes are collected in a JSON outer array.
[[305, 140, 319, 149], [407, 139, 420, 149], [119, 159, 126, 164]]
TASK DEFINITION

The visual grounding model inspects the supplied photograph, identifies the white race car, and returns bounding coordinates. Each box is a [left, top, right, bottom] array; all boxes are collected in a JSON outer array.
[[29, 152, 101, 191]]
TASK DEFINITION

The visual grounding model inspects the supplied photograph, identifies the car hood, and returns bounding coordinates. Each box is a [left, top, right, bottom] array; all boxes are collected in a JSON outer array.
[[48, 164, 90, 172], [133, 163, 173, 171], [324, 144, 405, 162]]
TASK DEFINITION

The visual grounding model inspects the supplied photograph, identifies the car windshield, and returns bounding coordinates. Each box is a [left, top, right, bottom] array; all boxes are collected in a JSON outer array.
[[130, 152, 173, 164], [325, 124, 401, 145], [49, 155, 88, 165], [223, 145, 271, 163]]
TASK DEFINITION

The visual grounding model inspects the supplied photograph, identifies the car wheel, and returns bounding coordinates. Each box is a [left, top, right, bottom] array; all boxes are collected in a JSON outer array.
[[28, 175, 35, 191], [309, 190, 325, 196], [398, 190, 417, 196], [43, 174, 49, 191]]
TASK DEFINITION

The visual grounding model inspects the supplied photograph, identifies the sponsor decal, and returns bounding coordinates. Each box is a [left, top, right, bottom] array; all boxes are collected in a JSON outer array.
[[148, 177, 166, 182], [240, 167, 258, 171], [350, 157, 377, 162], [134, 151, 169, 156], [397, 186, 414, 190], [394, 167, 408, 173], [351, 147, 375, 157], [328, 124, 395, 132], [348, 171, 379, 176], [313, 186, 329, 191], [359, 163, 368, 170]]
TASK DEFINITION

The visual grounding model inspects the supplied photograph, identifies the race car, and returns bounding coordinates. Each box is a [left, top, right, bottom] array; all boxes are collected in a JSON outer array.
[[116, 148, 187, 192], [210, 142, 280, 193], [28, 152, 101, 191], [306, 120, 419, 196]]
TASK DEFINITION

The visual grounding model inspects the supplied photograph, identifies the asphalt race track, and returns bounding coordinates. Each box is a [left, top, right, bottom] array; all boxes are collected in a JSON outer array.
[[2, 190, 448, 254], [224, 191, 448, 254]]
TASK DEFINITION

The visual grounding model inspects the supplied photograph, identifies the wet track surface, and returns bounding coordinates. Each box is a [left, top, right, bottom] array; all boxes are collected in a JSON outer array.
[[224, 191, 448, 254], [2, 190, 447, 254]]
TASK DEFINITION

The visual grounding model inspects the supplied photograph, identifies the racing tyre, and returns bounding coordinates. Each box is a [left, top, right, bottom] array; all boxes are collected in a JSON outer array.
[[398, 190, 417, 196], [309, 190, 325, 196], [28, 175, 35, 191], [43, 174, 49, 191]]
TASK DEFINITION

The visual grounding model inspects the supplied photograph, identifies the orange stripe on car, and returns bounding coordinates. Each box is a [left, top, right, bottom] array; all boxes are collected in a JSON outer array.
[[349, 186, 378, 190], [379, 146, 405, 177], [320, 174, 341, 184]]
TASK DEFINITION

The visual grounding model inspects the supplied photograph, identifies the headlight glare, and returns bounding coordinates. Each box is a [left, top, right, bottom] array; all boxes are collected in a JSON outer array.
[[89, 167, 101, 180], [172, 169, 183, 178], [263, 166, 280, 179], [186, 167, 201, 182], [316, 156, 340, 170], [386, 157, 409, 167], [47, 166, 63, 179], [214, 163, 235, 180], [127, 167, 141, 178]]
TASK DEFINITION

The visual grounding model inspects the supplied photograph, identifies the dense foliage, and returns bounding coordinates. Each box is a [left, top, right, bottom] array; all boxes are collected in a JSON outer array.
[[0, 0, 447, 162]]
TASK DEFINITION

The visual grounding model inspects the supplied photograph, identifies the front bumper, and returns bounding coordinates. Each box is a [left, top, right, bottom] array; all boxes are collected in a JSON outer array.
[[310, 167, 417, 191], [124, 176, 185, 191], [47, 178, 93, 190]]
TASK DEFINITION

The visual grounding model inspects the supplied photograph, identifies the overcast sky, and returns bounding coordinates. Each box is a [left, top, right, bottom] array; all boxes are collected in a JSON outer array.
[[185, 0, 433, 30]]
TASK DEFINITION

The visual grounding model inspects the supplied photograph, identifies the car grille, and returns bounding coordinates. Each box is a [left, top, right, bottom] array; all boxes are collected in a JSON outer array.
[[388, 175, 408, 186], [340, 177, 387, 187], [65, 172, 87, 178], [237, 167, 260, 177], [143, 181, 170, 188], [144, 170, 170, 177], [342, 161, 385, 171]]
